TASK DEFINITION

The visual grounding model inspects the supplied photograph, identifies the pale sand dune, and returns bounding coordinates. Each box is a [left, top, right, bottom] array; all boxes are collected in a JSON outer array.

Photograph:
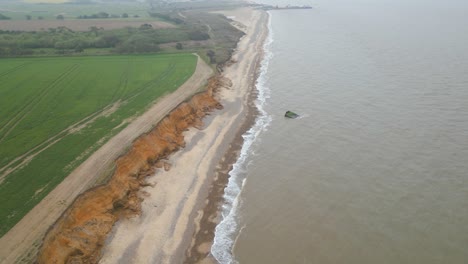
[[98, 7, 268, 264], [0, 56, 212, 264]]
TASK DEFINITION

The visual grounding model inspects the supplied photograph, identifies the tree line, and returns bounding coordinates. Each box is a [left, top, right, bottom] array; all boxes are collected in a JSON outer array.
[[0, 24, 210, 57], [0, 14, 11, 20], [77, 12, 139, 19]]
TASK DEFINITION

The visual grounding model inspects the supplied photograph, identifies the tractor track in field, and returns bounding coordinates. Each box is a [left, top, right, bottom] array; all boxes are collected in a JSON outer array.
[[0, 61, 180, 180], [111, 60, 131, 103], [0, 100, 122, 184], [125, 63, 177, 102], [0, 63, 29, 79], [0, 64, 79, 145]]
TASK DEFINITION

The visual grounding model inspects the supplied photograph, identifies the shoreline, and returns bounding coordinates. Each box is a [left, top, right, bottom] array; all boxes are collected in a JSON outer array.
[[97, 7, 269, 264], [184, 75, 260, 264], [185, 11, 268, 263]]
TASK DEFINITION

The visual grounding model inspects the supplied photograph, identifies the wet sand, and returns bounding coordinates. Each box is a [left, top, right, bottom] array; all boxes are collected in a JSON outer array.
[[98, 7, 268, 264]]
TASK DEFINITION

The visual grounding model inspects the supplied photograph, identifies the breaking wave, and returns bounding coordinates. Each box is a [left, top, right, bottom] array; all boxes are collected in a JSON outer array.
[[211, 12, 274, 264]]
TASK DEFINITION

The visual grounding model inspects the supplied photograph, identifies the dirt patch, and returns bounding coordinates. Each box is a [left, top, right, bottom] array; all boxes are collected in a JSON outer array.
[[69, 101, 122, 134]]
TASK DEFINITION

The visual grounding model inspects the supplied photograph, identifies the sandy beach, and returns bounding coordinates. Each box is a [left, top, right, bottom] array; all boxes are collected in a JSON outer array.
[[99, 7, 268, 264], [0, 56, 212, 264]]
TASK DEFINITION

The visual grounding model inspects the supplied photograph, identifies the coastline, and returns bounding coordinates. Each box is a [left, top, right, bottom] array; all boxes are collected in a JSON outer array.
[[184, 73, 261, 264], [0, 7, 268, 264], [98, 7, 269, 264], [185, 9, 269, 263]]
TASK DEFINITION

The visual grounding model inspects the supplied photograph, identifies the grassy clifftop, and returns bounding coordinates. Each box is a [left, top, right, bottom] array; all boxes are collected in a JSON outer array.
[[0, 54, 196, 236]]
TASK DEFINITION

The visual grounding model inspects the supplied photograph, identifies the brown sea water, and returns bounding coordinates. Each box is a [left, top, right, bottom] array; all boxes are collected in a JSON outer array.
[[212, 0, 468, 263]]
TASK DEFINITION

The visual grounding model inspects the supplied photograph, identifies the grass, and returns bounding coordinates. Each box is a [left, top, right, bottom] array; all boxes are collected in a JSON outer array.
[[0, 53, 197, 236], [186, 11, 245, 66]]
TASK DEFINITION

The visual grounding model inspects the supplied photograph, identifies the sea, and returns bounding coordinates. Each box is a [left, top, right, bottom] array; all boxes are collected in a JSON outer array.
[[211, 0, 468, 263]]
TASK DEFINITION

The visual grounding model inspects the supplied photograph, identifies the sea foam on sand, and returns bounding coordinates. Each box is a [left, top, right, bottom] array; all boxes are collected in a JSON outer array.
[[211, 12, 274, 264]]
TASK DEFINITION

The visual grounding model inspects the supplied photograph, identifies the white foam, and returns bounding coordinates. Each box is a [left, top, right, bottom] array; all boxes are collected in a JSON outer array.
[[211, 13, 274, 264]]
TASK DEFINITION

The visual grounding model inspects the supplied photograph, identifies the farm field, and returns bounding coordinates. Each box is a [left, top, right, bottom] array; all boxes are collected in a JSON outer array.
[[0, 1, 169, 31], [0, 53, 197, 236]]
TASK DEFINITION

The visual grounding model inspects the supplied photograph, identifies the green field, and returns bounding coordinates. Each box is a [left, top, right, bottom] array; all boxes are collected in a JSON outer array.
[[0, 53, 197, 236]]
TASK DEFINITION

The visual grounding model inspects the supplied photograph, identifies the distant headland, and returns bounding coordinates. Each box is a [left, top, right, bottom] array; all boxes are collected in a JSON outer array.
[[253, 4, 313, 11]]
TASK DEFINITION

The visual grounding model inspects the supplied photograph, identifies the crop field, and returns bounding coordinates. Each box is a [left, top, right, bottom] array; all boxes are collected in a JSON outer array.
[[0, 53, 197, 236], [0, 1, 166, 31]]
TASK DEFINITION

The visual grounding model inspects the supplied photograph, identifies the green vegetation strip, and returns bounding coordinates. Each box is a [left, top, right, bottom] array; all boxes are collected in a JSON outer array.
[[0, 54, 197, 236]]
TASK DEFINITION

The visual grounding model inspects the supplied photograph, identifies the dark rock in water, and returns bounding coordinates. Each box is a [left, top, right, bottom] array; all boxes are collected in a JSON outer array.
[[285, 111, 299, 119]]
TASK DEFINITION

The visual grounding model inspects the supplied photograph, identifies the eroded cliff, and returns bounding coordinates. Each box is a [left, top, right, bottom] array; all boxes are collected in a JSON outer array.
[[37, 77, 224, 264]]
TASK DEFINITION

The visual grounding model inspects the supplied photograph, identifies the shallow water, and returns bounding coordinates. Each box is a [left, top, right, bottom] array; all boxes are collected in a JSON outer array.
[[212, 0, 468, 263]]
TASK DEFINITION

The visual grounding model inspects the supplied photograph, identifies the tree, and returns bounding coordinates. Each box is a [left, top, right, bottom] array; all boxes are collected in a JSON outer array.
[[116, 34, 160, 54], [175, 43, 183, 50], [74, 44, 84, 53], [206, 50, 216, 64], [26, 15, 32, 20], [97, 12, 109, 19], [0, 14, 11, 20], [38, 16, 44, 20], [89, 26, 100, 36], [56, 14, 64, 20], [122, 13, 129, 18], [139, 24, 153, 30], [100, 34, 120, 47], [188, 31, 210, 41]]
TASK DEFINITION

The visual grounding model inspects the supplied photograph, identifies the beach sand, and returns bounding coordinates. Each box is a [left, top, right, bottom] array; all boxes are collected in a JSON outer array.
[[98, 7, 268, 264]]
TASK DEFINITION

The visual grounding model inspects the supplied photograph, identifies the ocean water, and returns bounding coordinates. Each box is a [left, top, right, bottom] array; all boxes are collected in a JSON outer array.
[[212, 0, 468, 263]]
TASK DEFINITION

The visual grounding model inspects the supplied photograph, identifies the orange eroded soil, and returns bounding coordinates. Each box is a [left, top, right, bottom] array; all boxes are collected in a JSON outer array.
[[37, 78, 223, 264]]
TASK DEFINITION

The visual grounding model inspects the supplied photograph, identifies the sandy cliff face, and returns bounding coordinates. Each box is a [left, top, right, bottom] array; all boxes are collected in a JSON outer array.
[[37, 78, 223, 264]]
